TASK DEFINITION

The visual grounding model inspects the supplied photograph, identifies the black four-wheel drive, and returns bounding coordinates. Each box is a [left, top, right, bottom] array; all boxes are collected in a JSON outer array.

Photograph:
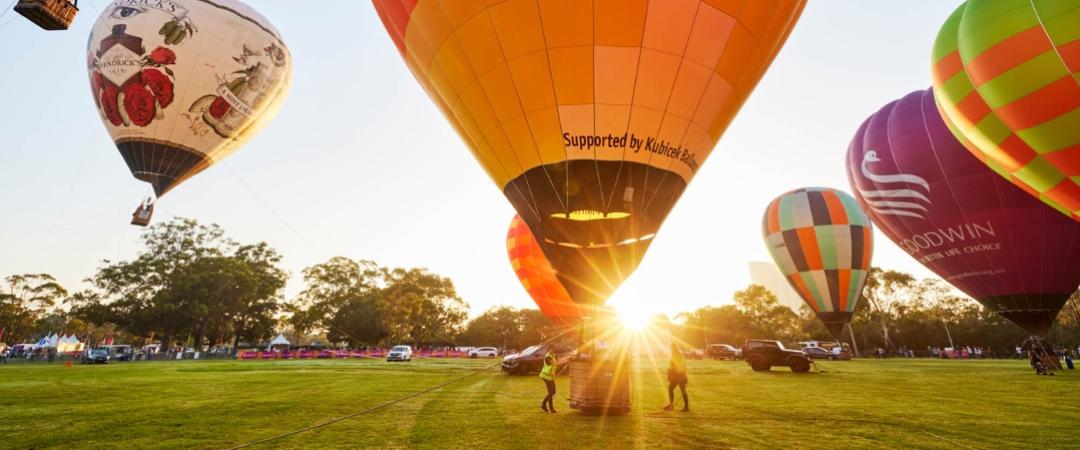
[[743, 339, 811, 373]]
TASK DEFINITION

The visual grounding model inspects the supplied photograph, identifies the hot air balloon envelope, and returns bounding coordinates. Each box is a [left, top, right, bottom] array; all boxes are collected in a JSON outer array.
[[848, 89, 1080, 336], [762, 188, 873, 339], [375, 0, 806, 306], [87, 0, 291, 201], [507, 215, 580, 327], [932, 0, 1080, 220]]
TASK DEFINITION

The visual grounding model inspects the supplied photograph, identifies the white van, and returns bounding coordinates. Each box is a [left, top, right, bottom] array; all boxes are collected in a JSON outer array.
[[387, 345, 413, 362], [469, 347, 499, 358]]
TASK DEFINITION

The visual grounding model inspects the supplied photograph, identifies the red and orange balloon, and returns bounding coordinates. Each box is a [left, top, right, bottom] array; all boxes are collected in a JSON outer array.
[[507, 215, 580, 327]]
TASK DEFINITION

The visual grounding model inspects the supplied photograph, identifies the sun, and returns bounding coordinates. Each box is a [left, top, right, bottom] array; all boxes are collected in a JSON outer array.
[[609, 282, 656, 332], [606, 276, 661, 333], [617, 307, 654, 332]]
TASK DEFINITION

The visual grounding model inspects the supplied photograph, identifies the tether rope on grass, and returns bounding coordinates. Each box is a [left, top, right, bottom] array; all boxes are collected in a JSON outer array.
[[230, 328, 578, 448], [645, 414, 980, 449], [486, 383, 549, 399], [227, 358, 506, 449], [644, 414, 892, 424], [921, 430, 979, 450]]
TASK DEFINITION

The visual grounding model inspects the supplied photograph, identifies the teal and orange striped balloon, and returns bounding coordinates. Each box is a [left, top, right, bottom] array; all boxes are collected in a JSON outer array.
[[932, 0, 1080, 220], [762, 188, 873, 339]]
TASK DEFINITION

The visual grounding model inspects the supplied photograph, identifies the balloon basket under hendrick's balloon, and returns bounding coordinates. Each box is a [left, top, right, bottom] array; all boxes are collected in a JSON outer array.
[[130, 199, 154, 227], [14, 0, 77, 30]]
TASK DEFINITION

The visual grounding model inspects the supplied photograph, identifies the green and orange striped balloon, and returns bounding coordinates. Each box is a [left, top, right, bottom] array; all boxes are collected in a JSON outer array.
[[762, 188, 873, 339], [932, 0, 1080, 219]]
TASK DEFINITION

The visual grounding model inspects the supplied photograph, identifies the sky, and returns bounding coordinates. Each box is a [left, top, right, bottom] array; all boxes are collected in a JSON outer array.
[[0, 1, 966, 320]]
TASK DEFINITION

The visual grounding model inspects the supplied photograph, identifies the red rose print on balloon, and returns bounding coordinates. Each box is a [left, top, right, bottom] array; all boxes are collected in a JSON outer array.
[[91, 72, 105, 108], [120, 72, 144, 90], [142, 68, 174, 108], [209, 96, 232, 120], [91, 72, 104, 93], [123, 84, 157, 127], [89, 42, 178, 128], [149, 47, 176, 65], [101, 84, 123, 126]]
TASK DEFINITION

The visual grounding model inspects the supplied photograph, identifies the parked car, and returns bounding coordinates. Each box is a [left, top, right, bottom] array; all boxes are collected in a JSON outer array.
[[743, 340, 811, 373], [682, 349, 704, 360], [8, 344, 33, 358], [706, 343, 742, 360], [82, 348, 110, 364], [802, 346, 851, 361], [386, 345, 413, 362], [469, 347, 499, 358], [501, 344, 557, 375], [104, 345, 134, 362]]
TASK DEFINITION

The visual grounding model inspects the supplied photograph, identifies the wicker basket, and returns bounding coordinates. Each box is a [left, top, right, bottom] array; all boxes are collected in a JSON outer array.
[[15, 0, 78, 31], [568, 357, 631, 415]]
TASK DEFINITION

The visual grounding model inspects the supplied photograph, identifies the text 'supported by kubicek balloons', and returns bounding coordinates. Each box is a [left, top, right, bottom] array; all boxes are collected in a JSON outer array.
[[562, 132, 700, 173]]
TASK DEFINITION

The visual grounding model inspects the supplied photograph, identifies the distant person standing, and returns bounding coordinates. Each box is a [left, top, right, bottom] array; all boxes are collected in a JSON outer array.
[[664, 343, 689, 412], [1030, 349, 1052, 375], [539, 351, 557, 414]]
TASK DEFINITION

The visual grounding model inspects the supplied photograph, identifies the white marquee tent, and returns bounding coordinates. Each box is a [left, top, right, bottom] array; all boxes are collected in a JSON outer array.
[[267, 334, 291, 351]]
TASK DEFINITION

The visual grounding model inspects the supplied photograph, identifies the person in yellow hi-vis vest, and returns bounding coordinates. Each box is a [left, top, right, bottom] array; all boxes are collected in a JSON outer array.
[[539, 351, 557, 413], [664, 343, 689, 411]]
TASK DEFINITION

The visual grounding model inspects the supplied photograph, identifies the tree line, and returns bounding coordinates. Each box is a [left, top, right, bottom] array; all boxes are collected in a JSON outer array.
[[4, 218, 1080, 353], [675, 268, 1080, 354], [1, 219, 473, 351]]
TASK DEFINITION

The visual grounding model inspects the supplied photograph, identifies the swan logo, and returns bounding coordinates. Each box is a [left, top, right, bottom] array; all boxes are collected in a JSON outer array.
[[858, 150, 931, 220]]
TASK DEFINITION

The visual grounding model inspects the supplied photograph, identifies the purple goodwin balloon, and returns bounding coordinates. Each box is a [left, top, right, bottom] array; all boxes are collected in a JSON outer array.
[[846, 89, 1080, 336]]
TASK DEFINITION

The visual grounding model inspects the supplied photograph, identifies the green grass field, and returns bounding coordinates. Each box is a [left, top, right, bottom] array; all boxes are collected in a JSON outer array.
[[1, 357, 1076, 449]]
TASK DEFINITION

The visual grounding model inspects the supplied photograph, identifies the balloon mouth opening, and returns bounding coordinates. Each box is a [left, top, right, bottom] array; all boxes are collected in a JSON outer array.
[[551, 210, 631, 222], [117, 140, 211, 197], [544, 233, 655, 249]]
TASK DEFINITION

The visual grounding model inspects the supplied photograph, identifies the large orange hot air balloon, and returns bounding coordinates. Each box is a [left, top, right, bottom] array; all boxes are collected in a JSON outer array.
[[87, 0, 291, 225], [375, 0, 806, 307], [507, 215, 580, 327]]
